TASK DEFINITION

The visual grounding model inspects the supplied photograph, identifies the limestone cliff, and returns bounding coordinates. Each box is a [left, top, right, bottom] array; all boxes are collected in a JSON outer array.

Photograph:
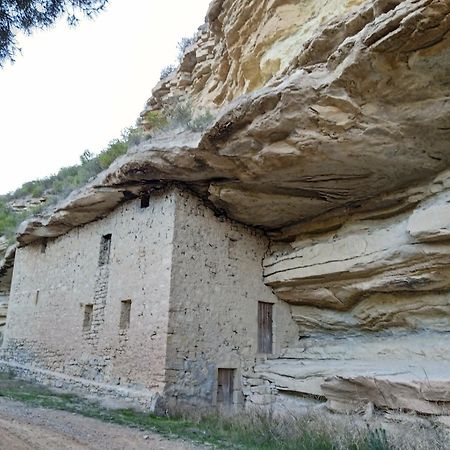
[[13, 0, 450, 243], [1, 0, 450, 416], [142, 0, 367, 115], [262, 171, 450, 414]]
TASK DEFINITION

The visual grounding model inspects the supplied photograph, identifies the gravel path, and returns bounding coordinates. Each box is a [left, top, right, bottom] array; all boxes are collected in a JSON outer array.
[[0, 398, 206, 450]]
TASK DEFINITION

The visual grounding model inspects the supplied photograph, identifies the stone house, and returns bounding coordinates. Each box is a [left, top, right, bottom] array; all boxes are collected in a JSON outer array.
[[1, 187, 296, 412], [1, 0, 450, 419]]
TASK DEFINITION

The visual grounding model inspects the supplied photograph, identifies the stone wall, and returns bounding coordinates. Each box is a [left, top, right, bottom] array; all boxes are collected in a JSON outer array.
[[0, 293, 8, 345], [2, 190, 176, 405], [163, 189, 297, 410], [1, 187, 299, 411], [155, 192, 296, 412], [0, 243, 15, 344]]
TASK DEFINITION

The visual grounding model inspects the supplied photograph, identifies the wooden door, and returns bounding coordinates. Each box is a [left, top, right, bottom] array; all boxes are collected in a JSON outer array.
[[217, 368, 234, 405]]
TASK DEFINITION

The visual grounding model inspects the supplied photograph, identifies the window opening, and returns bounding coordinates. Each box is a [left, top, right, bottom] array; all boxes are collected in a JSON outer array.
[[140, 194, 150, 209], [119, 299, 132, 329], [83, 304, 94, 331], [258, 302, 273, 354], [98, 234, 112, 266]]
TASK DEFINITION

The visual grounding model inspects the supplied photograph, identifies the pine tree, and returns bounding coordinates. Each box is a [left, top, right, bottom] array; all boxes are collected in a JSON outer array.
[[0, 0, 109, 66]]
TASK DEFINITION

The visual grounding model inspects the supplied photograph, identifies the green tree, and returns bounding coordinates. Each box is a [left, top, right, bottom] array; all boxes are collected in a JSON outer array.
[[0, 0, 109, 66], [0, 199, 25, 243]]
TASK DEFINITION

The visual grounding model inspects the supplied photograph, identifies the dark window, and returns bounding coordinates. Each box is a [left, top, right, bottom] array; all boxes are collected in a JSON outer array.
[[119, 299, 132, 329], [258, 302, 273, 354], [217, 368, 235, 405], [83, 305, 94, 331], [98, 234, 112, 266], [40, 240, 47, 254], [34, 290, 40, 306], [140, 194, 150, 209]]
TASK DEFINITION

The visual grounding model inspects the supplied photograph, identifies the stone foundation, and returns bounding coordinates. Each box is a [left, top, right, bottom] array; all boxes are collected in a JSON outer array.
[[0, 359, 160, 410]]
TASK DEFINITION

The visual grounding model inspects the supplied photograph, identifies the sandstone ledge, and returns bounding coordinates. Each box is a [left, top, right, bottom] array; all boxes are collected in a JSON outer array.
[[11, 0, 450, 248]]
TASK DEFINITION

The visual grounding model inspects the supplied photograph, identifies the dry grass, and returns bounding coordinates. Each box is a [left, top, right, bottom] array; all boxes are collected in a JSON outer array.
[[0, 371, 448, 449]]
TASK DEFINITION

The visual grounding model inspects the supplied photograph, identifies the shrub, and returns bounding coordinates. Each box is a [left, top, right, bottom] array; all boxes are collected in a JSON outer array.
[[165, 102, 193, 126], [177, 36, 196, 62], [97, 127, 142, 169], [98, 138, 128, 169], [160, 65, 176, 80], [188, 110, 214, 132], [0, 199, 26, 243], [144, 111, 168, 131], [145, 102, 215, 134]]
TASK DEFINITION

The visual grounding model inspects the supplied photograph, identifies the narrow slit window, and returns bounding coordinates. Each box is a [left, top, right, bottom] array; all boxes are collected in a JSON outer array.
[[217, 368, 235, 405], [83, 304, 94, 331], [119, 299, 132, 329], [258, 302, 273, 354], [140, 194, 150, 209], [98, 233, 112, 266], [34, 290, 40, 306]]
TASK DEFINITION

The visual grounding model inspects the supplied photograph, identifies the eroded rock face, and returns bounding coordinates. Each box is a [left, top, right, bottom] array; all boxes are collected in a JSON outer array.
[[142, 0, 367, 114], [261, 172, 450, 414], [1, 0, 450, 417], [11, 0, 450, 245]]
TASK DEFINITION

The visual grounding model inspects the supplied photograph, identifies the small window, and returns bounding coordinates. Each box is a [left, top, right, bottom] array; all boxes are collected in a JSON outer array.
[[40, 240, 47, 254], [34, 290, 40, 306], [258, 302, 273, 354], [98, 234, 112, 266], [140, 194, 150, 209], [119, 299, 132, 329], [217, 368, 235, 405], [83, 304, 94, 331]]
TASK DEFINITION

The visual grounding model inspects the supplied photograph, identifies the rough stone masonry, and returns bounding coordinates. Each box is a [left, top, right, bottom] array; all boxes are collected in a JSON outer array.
[[1, 0, 450, 419], [1, 188, 295, 411]]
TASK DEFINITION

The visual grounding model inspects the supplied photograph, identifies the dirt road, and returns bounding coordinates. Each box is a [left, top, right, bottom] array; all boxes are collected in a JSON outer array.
[[0, 398, 206, 450]]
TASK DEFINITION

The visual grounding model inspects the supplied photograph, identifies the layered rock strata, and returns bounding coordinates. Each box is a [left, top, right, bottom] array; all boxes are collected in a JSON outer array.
[[10, 0, 450, 246], [260, 172, 450, 414], [0, 0, 449, 417], [142, 0, 368, 115]]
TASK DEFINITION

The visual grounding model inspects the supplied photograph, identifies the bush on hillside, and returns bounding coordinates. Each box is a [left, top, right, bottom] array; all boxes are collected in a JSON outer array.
[[144, 102, 215, 135], [160, 65, 176, 80], [144, 111, 169, 130], [0, 200, 27, 243], [0, 126, 144, 243], [177, 36, 196, 62]]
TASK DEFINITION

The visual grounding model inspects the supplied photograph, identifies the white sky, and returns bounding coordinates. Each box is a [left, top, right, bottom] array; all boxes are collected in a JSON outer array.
[[0, 0, 211, 195]]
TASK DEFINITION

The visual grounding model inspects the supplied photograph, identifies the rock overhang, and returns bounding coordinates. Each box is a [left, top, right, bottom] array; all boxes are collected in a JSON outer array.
[[1, 0, 449, 256], [1, 0, 450, 420]]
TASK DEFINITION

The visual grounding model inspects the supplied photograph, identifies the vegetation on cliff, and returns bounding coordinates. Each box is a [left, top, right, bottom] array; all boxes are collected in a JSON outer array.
[[0, 127, 139, 244], [0, 100, 213, 246], [0, 21, 214, 247]]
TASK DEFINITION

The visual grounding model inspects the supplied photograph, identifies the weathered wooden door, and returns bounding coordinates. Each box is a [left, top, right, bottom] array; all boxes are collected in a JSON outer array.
[[258, 302, 273, 354], [217, 368, 234, 405]]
